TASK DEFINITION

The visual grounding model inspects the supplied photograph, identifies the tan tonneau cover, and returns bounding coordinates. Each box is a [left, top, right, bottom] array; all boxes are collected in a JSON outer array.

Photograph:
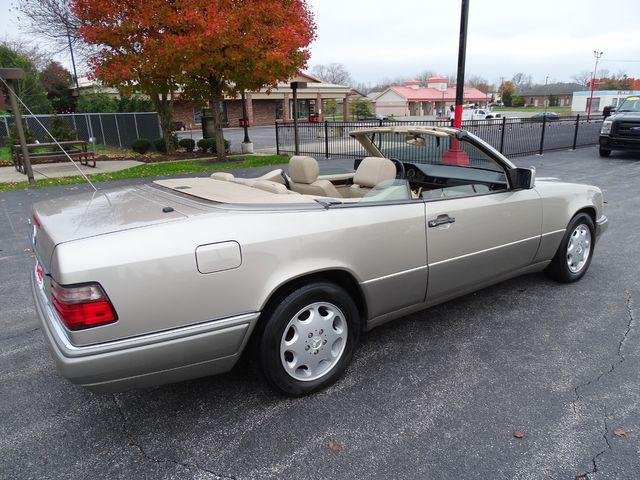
[[154, 178, 317, 204]]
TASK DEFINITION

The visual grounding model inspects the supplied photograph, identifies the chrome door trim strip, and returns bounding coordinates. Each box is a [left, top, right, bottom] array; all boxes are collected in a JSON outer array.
[[428, 235, 541, 267], [361, 265, 428, 285]]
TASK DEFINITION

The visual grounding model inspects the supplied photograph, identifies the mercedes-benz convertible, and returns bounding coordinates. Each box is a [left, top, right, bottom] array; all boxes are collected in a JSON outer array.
[[30, 126, 608, 396]]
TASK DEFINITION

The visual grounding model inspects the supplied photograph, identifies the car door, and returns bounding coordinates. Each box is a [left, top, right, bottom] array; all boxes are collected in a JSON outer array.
[[424, 146, 542, 304]]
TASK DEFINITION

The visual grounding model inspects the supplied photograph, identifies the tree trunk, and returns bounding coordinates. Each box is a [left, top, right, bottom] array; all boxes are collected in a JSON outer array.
[[151, 93, 175, 154], [208, 78, 227, 162]]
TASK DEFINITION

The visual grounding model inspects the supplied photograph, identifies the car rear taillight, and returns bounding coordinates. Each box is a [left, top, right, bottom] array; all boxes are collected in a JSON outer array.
[[51, 281, 117, 330]]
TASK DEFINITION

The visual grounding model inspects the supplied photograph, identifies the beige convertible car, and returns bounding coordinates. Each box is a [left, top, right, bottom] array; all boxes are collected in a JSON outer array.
[[30, 126, 608, 396]]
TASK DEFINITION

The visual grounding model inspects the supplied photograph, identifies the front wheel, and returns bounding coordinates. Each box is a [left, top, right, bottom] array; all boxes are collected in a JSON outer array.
[[545, 213, 595, 283], [599, 147, 611, 157], [256, 282, 360, 396]]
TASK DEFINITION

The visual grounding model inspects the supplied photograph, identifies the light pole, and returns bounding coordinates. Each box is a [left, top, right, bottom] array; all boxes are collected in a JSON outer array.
[[453, 0, 469, 128], [543, 75, 549, 114], [442, 0, 470, 166], [587, 50, 603, 122]]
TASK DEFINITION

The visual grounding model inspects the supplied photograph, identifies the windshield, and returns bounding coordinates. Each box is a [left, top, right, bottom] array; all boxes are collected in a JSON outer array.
[[618, 96, 640, 112], [367, 131, 504, 173]]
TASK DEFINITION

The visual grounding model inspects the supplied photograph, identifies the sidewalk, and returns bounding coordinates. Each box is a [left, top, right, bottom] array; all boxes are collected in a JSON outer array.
[[0, 160, 144, 183]]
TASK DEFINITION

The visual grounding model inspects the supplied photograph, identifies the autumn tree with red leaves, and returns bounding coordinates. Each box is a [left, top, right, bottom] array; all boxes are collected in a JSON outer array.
[[177, 0, 315, 160], [73, 0, 315, 158], [73, 0, 185, 152]]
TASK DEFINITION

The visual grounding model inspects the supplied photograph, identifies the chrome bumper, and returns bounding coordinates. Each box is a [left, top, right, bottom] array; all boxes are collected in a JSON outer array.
[[596, 215, 608, 240], [31, 273, 259, 392]]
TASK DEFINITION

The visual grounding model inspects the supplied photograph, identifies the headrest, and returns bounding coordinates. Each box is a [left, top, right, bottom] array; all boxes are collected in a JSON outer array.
[[252, 180, 290, 194], [354, 157, 397, 188], [210, 172, 235, 181], [289, 156, 319, 184]]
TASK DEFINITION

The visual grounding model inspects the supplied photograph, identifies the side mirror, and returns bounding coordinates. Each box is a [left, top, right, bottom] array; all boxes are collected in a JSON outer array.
[[507, 167, 536, 190], [603, 106, 617, 118]]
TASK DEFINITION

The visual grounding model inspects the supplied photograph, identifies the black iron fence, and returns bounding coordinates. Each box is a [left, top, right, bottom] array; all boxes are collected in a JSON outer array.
[[275, 115, 605, 159], [0, 112, 161, 148]]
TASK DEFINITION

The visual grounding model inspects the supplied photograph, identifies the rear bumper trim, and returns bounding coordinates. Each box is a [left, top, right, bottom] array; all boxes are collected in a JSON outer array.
[[32, 274, 260, 391]]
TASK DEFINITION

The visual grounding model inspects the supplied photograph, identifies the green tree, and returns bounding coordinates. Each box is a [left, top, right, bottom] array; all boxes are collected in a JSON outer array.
[[0, 42, 52, 113], [350, 97, 374, 119], [324, 98, 339, 118], [75, 92, 119, 112], [547, 94, 559, 107], [50, 114, 77, 141]]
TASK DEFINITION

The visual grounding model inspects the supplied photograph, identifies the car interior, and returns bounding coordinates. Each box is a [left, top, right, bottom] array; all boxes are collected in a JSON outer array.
[[155, 130, 511, 205]]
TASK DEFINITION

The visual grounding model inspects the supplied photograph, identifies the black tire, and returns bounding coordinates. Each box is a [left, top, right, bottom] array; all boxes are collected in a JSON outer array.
[[599, 147, 611, 157], [255, 281, 360, 396], [544, 213, 595, 283]]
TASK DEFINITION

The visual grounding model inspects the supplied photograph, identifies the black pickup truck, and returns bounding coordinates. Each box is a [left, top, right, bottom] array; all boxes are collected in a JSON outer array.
[[599, 96, 640, 157]]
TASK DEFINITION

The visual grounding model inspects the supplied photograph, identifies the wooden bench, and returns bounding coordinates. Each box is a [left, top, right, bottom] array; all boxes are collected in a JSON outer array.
[[12, 141, 96, 173]]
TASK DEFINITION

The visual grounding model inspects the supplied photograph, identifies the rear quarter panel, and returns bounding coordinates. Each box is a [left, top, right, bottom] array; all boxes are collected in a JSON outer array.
[[52, 203, 426, 346]]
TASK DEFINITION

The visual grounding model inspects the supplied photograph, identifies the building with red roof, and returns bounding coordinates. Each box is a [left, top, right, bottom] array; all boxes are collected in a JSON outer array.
[[373, 78, 488, 117]]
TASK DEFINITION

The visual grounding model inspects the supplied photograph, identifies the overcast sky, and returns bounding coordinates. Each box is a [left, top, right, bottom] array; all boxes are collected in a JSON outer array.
[[1, 0, 639, 87]]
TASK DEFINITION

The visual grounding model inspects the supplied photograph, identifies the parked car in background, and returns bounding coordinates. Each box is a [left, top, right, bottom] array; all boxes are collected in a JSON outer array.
[[450, 109, 502, 121], [528, 112, 560, 122], [30, 126, 607, 396], [599, 96, 640, 157]]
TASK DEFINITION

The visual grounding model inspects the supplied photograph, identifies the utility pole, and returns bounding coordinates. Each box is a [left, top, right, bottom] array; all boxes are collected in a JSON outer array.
[[66, 24, 80, 92], [587, 50, 603, 122], [0, 68, 36, 187]]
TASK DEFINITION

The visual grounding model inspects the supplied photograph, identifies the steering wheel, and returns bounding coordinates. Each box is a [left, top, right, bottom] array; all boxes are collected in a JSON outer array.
[[390, 158, 406, 179]]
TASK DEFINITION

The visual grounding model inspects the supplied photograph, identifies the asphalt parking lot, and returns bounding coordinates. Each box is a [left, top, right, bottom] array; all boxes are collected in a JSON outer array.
[[1, 146, 639, 479]]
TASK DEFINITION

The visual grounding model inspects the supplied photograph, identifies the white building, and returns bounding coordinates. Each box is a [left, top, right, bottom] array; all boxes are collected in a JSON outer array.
[[571, 90, 640, 113]]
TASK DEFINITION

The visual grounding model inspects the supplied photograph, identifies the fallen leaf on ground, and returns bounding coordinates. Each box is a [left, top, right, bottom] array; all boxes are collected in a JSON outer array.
[[328, 439, 342, 452], [614, 429, 627, 437], [513, 431, 524, 439]]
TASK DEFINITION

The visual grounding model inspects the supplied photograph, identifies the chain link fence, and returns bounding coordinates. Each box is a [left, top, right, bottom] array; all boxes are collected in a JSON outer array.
[[276, 115, 605, 159], [0, 112, 162, 148]]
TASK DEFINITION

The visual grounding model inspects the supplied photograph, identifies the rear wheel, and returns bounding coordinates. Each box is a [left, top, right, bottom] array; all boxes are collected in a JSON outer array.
[[545, 213, 595, 283], [599, 147, 611, 157], [256, 282, 360, 396]]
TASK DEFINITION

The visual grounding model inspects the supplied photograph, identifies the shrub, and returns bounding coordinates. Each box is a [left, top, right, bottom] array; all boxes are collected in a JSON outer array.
[[131, 138, 151, 154], [197, 138, 231, 154], [8, 122, 34, 146], [50, 115, 76, 142], [153, 134, 179, 152], [178, 138, 195, 152], [512, 96, 525, 108]]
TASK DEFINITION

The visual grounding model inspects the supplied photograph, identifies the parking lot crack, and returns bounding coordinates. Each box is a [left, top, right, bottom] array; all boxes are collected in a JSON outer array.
[[572, 291, 635, 479], [571, 290, 634, 414], [111, 394, 237, 480]]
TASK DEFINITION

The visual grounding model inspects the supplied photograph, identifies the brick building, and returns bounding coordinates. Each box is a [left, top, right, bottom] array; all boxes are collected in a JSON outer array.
[[172, 72, 352, 129], [516, 82, 587, 107]]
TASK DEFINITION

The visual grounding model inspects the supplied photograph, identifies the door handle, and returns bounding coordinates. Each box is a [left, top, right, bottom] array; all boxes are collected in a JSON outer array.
[[428, 214, 456, 228]]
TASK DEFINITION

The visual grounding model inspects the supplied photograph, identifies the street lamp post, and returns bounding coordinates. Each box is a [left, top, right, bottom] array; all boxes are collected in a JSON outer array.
[[587, 50, 603, 122], [442, 0, 470, 166], [543, 75, 549, 114], [453, 0, 469, 128]]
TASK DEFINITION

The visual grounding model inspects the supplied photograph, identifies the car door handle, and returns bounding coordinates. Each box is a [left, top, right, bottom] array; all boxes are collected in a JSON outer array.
[[428, 214, 456, 228]]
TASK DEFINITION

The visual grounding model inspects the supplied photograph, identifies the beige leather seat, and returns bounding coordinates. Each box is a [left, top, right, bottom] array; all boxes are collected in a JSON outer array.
[[288, 156, 342, 198], [345, 157, 397, 197]]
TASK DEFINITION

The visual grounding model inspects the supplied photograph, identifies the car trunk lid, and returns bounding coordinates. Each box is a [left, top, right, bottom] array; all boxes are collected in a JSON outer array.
[[31, 184, 206, 274]]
